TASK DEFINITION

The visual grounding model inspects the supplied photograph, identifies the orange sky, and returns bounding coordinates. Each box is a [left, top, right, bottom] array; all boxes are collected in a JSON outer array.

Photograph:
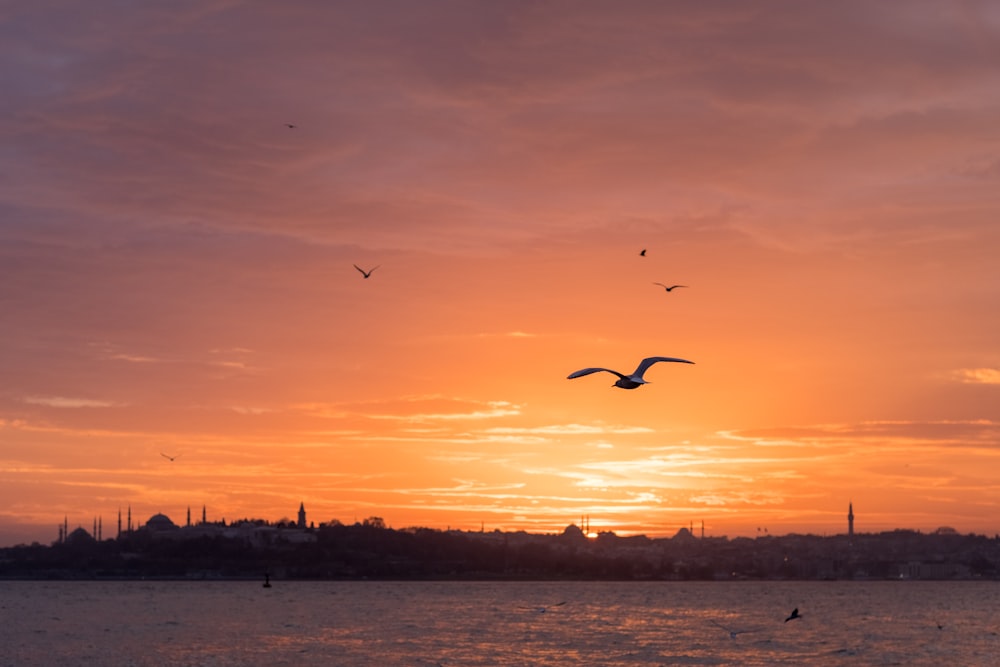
[[2, 1, 1000, 546]]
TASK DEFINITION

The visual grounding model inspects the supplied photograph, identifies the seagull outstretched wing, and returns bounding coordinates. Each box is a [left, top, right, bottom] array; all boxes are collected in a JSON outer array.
[[631, 356, 695, 378], [567, 367, 628, 381]]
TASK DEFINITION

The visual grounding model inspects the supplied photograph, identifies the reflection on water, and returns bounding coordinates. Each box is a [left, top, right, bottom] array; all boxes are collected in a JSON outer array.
[[2, 580, 999, 666]]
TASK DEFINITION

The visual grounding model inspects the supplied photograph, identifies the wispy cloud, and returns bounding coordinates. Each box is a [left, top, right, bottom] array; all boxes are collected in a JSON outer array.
[[484, 423, 654, 435], [368, 400, 522, 422], [23, 396, 120, 409], [953, 368, 1000, 385]]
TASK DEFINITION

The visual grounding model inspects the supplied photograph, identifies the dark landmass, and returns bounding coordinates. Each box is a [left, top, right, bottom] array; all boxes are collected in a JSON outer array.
[[2, 519, 998, 581]]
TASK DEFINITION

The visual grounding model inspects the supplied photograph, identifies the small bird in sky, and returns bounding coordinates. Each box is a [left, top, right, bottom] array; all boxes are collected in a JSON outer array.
[[160, 452, 180, 462], [653, 283, 688, 292], [567, 356, 694, 389], [285, 123, 297, 129], [639, 249, 647, 256], [784, 607, 801, 623], [354, 264, 379, 279]]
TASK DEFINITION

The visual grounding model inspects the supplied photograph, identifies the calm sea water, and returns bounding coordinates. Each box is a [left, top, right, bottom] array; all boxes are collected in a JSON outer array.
[[2, 580, 998, 666]]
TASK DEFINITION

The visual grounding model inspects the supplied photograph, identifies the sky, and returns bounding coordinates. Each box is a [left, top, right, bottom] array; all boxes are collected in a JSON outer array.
[[2, 1, 1000, 547]]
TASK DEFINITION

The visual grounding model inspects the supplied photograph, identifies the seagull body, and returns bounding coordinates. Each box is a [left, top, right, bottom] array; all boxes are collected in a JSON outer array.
[[354, 264, 379, 279], [285, 123, 296, 129], [654, 283, 688, 292], [639, 249, 647, 256], [784, 608, 801, 623], [567, 356, 694, 389]]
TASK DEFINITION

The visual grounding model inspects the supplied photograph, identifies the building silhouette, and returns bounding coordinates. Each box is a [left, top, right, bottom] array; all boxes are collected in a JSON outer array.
[[848, 502, 855, 538]]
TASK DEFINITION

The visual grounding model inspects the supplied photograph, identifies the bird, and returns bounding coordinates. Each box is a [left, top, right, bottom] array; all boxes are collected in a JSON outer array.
[[639, 249, 647, 256], [653, 283, 688, 292], [710, 619, 756, 639], [160, 452, 180, 462], [354, 264, 379, 279], [784, 607, 801, 623], [519, 601, 566, 613], [567, 356, 694, 389], [285, 123, 296, 129]]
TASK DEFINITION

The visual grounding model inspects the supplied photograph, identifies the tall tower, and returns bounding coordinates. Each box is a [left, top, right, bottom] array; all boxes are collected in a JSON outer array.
[[297, 502, 306, 528], [848, 502, 855, 537], [186, 506, 191, 527], [117, 507, 122, 538]]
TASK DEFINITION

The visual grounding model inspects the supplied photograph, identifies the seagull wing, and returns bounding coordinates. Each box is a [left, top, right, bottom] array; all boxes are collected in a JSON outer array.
[[632, 356, 695, 379], [353, 264, 366, 275], [567, 367, 628, 381]]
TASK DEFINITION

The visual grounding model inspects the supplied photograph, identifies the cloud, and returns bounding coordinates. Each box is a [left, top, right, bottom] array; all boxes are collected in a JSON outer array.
[[484, 423, 654, 435], [953, 368, 1000, 385], [23, 396, 119, 409]]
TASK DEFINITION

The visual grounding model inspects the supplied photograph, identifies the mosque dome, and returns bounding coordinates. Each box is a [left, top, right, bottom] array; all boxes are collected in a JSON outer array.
[[65, 526, 95, 544], [145, 513, 178, 531]]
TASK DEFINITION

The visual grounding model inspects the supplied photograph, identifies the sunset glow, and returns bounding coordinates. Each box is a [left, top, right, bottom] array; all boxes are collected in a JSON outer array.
[[2, 1, 1000, 546]]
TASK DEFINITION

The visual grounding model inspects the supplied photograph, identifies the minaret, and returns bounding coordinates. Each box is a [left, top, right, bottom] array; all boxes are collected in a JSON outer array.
[[202, 505, 207, 525], [127, 505, 132, 533], [64, 516, 68, 542], [297, 502, 306, 528], [98, 516, 102, 541], [186, 506, 191, 527], [117, 507, 122, 538], [848, 502, 855, 537]]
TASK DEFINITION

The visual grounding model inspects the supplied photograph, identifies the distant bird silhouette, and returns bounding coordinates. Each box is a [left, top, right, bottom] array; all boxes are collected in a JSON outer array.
[[784, 608, 801, 622], [639, 249, 647, 256], [354, 264, 379, 279], [285, 123, 296, 129], [567, 356, 693, 389], [710, 619, 756, 639], [263, 571, 271, 588], [519, 601, 566, 613], [160, 452, 180, 462], [653, 283, 688, 292]]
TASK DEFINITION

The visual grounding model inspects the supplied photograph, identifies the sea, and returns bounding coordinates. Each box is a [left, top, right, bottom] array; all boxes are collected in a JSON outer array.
[[1, 580, 998, 666]]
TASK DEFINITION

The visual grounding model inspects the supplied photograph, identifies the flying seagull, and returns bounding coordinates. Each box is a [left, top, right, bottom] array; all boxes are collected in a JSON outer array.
[[784, 608, 801, 623], [160, 452, 180, 462], [354, 264, 379, 279], [567, 356, 693, 389], [653, 283, 688, 292], [519, 601, 567, 613], [710, 619, 757, 639], [639, 249, 647, 256], [285, 123, 297, 129]]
